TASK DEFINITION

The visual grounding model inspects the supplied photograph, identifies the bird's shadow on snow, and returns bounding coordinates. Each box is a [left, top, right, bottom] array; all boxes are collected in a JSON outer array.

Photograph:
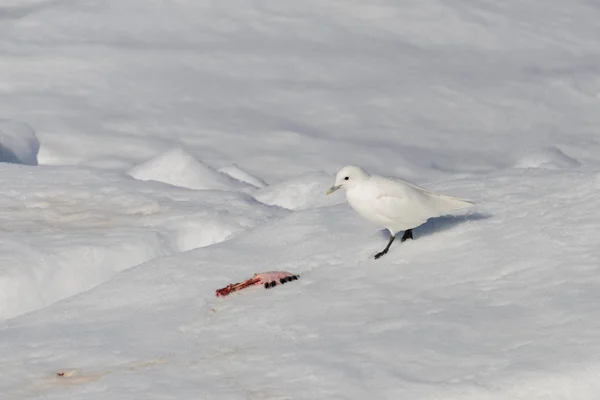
[[377, 212, 491, 240]]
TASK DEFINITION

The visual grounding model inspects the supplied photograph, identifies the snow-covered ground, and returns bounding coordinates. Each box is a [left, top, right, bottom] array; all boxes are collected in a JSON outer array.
[[1, 1, 600, 398]]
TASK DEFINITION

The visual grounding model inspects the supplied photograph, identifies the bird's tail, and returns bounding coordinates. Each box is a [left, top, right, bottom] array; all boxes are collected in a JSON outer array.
[[432, 193, 474, 213], [406, 179, 475, 215]]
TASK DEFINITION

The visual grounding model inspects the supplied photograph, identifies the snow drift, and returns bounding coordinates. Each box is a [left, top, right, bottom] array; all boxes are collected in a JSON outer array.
[[254, 171, 343, 210], [514, 146, 581, 170], [219, 164, 268, 188], [128, 148, 252, 191]]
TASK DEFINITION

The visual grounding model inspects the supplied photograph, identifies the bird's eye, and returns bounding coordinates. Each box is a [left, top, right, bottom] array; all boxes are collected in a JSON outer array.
[[344, 177, 349, 180]]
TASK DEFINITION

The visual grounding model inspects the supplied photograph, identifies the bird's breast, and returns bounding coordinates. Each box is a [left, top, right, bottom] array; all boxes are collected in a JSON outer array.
[[346, 188, 385, 225]]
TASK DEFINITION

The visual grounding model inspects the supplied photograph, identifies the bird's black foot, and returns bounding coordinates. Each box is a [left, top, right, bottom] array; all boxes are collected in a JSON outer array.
[[374, 249, 388, 259], [401, 229, 413, 242], [374, 234, 396, 260]]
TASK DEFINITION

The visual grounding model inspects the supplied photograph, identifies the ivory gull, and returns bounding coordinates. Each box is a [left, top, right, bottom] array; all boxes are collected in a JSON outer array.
[[327, 166, 473, 259]]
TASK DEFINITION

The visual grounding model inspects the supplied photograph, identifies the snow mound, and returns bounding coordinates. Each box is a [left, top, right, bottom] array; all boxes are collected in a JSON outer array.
[[0, 119, 40, 166], [0, 164, 283, 320], [219, 164, 268, 188], [514, 146, 580, 170], [0, 231, 171, 321], [128, 148, 251, 191], [254, 171, 343, 210]]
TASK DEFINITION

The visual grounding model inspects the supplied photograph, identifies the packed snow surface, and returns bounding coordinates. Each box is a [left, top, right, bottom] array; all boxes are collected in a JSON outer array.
[[2, 0, 600, 399]]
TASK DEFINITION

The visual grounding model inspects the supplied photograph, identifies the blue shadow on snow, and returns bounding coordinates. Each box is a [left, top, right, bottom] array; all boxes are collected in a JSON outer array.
[[377, 212, 491, 240]]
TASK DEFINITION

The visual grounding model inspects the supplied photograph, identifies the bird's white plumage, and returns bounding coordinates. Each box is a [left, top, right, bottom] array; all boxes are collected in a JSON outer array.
[[328, 166, 473, 234]]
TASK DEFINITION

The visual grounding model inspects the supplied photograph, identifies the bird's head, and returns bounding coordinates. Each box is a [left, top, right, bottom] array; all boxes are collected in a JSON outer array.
[[326, 165, 370, 195]]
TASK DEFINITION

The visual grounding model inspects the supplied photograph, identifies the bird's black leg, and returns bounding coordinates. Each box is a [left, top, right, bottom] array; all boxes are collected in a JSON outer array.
[[401, 229, 413, 242], [374, 235, 395, 260]]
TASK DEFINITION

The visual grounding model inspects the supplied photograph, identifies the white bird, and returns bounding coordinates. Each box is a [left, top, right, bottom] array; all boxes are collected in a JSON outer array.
[[326, 166, 474, 259]]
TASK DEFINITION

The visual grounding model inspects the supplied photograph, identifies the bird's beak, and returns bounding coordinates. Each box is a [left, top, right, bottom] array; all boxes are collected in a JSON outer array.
[[326, 185, 341, 195]]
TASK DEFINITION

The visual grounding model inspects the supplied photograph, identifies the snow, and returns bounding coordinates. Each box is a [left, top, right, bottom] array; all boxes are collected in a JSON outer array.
[[253, 171, 337, 210], [514, 146, 581, 170], [1, 0, 600, 399], [0, 164, 282, 320], [128, 148, 253, 191], [0, 119, 39, 165], [3, 170, 600, 399], [219, 164, 268, 189]]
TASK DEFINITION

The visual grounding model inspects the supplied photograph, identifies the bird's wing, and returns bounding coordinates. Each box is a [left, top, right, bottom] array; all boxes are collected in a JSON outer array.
[[389, 177, 474, 207], [369, 177, 473, 231], [368, 178, 436, 230]]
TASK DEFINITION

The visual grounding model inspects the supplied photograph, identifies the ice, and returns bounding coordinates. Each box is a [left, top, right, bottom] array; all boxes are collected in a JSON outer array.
[[2, 1, 600, 399]]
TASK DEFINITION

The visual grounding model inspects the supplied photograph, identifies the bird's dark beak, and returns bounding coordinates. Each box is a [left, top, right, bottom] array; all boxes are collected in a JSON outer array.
[[326, 185, 341, 195]]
